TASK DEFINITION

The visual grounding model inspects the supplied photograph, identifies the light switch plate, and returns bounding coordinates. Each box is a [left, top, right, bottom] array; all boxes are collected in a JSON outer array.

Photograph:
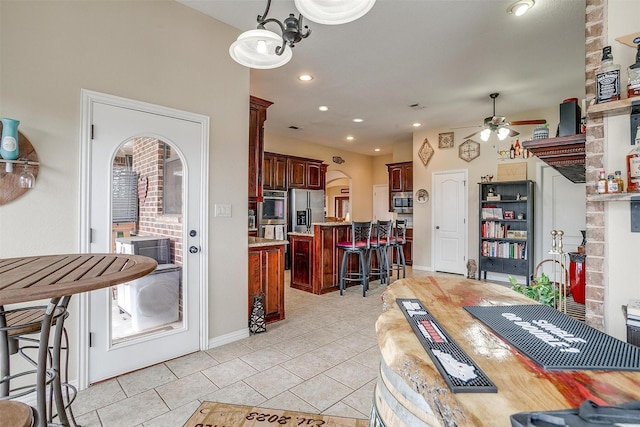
[[214, 204, 232, 217]]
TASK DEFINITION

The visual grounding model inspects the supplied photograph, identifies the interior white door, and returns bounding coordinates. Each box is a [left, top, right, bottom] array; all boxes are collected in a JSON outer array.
[[373, 184, 394, 222], [87, 101, 203, 383], [434, 171, 467, 274]]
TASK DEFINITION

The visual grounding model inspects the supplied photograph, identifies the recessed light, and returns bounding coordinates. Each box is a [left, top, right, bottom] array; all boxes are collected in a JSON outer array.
[[298, 74, 313, 81], [319, 106, 329, 111], [374, 148, 381, 152], [413, 123, 422, 127], [507, 0, 534, 16], [352, 118, 363, 123], [346, 136, 354, 141]]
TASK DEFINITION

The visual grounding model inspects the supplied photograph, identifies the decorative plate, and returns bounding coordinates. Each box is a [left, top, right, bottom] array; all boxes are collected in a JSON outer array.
[[438, 131, 454, 148], [418, 138, 434, 166], [416, 189, 429, 203]]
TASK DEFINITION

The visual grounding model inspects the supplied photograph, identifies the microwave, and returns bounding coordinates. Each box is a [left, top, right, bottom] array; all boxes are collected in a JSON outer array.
[[258, 190, 287, 224], [392, 192, 413, 213]]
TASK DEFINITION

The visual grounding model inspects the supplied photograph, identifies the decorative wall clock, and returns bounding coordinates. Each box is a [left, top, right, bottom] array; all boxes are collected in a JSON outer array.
[[438, 131, 454, 148], [418, 138, 434, 166], [459, 139, 480, 162]]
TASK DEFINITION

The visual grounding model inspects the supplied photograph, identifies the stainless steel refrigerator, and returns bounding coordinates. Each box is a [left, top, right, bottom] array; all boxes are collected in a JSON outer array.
[[289, 188, 325, 233]]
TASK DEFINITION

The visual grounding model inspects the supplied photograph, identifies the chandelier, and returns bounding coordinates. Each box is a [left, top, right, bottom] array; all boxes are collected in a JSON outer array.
[[229, 0, 376, 69]]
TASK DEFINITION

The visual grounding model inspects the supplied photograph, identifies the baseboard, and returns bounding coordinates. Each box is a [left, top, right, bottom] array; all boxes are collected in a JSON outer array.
[[208, 328, 250, 349], [411, 264, 433, 271]]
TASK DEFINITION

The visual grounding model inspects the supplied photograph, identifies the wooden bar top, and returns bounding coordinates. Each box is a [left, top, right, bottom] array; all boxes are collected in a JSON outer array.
[[0, 254, 157, 305], [375, 276, 640, 426]]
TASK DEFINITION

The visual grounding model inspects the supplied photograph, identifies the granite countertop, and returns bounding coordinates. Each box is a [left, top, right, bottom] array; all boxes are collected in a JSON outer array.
[[248, 236, 288, 247]]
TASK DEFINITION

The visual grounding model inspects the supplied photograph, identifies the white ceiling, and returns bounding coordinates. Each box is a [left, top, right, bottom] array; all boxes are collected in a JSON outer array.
[[178, 0, 586, 156]]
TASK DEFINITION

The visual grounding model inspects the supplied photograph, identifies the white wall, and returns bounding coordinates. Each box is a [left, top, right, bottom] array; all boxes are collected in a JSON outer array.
[[0, 0, 249, 379], [602, 0, 640, 339]]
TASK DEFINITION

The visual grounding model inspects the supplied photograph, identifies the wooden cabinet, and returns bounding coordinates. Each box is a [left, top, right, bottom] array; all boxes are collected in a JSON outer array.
[[387, 162, 413, 192], [478, 180, 534, 285], [248, 242, 285, 323], [290, 234, 314, 292], [249, 96, 273, 203], [404, 228, 413, 265], [287, 156, 327, 190], [263, 152, 287, 190]]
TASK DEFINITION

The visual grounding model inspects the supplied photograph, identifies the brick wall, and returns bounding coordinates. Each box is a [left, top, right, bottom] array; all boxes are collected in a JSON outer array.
[[133, 137, 184, 266], [584, 0, 605, 330]]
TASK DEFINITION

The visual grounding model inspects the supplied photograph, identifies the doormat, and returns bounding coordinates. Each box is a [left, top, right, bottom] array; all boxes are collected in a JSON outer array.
[[464, 304, 640, 371], [183, 402, 369, 427]]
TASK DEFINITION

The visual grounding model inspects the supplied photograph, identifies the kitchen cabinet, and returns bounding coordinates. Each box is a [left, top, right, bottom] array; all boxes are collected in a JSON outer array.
[[287, 156, 327, 190], [478, 180, 534, 285], [289, 233, 314, 292], [249, 96, 273, 203], [248, 241, 285, 323], [263, 152, 288, 190], [387, 162, 413, 193]]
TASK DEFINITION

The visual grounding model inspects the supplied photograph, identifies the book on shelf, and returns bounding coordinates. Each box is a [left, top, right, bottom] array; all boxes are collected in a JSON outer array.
[[486, 195, 502, 201], [481, 240, 527, 259], [506, 230, 528, 240], [482, 208, 503, 220]]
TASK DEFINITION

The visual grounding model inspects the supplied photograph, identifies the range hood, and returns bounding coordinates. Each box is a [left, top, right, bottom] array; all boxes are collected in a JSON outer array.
[[522, 134, 586, 183]]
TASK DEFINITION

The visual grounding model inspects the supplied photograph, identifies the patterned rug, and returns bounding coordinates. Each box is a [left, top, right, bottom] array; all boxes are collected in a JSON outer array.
[[184, 402, 369, 427]]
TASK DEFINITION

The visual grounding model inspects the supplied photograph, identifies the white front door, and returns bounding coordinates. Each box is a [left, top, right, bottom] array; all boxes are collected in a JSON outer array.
[[433, 171, 467, 274], [82, 93, 207, 384]]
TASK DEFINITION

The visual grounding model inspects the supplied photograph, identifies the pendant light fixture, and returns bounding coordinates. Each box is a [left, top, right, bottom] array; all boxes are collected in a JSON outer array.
[[294, 0, 376, 25], [230, 0, 376, 69]]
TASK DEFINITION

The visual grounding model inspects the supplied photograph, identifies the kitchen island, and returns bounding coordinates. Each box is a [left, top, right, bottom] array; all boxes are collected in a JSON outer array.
[[373, 276, 640, 426], [248, 237, 287, 323], [288, 222, 353, 295]]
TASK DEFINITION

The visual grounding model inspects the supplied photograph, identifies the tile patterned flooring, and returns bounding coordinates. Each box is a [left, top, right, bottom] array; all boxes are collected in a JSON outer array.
[[73, 267, 439, 426]]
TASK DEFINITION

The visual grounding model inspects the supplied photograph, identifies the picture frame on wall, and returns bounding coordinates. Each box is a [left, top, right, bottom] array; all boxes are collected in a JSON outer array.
[[438, 131, 454, 148]]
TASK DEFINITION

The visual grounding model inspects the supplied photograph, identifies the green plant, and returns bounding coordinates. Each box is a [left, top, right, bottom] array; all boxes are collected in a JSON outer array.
[[509, 273, 559, 307]]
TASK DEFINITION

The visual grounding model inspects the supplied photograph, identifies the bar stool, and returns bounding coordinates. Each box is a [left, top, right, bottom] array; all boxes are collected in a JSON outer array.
[[0, 401, 36, 427], [368, 220, 392, 285], [388, 219, 407, 280], [336, 221, 372, 297]]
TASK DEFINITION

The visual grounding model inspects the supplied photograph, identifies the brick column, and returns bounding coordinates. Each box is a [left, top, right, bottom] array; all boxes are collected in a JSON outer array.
[[584, 0, 606, 330]]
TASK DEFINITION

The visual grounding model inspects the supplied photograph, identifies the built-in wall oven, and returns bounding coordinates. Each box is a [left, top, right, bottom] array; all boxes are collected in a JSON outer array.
[[258, 190, 287, 238]]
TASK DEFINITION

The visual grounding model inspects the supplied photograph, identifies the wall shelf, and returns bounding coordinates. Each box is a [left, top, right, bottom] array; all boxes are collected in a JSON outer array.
[[588, 98, 638, 117], [522, 134, 586, 183], [587, 193, 640, 202], [0, 125, 39, 205]]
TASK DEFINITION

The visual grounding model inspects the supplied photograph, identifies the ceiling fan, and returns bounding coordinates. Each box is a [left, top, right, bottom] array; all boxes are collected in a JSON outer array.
[[464, 93, 547, 141]]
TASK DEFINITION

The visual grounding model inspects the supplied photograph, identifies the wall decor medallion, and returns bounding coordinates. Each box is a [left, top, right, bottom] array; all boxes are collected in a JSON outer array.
[[459, 139, 480, 163], [438, 131, 454, 148], [416, 188, 429, 204], [418, 138, 434, 166]]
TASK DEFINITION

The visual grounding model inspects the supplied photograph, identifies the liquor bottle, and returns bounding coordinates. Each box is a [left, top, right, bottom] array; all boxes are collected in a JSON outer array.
[[628, 43, 640, 98], [596, 169, 608, 194], [509, 143, 515, 159], [627, 124, 640, 192], [607, 174, 618, 193], [615, 170, 625, 193], [514, 138, 521, 157], [596, 46, 621, 103]]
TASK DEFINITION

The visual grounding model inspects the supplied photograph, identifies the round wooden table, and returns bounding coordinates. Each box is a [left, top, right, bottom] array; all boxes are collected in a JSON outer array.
[[0, 254, 157, 427]]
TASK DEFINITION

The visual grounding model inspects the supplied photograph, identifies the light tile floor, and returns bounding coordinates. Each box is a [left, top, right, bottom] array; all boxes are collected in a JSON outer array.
[[73, 267, 442, 426]]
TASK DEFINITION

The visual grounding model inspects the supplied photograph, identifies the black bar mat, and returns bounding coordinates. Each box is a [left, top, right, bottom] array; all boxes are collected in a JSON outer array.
[[464, 304, 640, 371], [397, 298, 497, 393]]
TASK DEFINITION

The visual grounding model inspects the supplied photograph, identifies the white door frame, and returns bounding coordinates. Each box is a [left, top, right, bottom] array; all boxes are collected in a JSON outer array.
[[78, 89, 209, 390], [432, 169, 468, 274]]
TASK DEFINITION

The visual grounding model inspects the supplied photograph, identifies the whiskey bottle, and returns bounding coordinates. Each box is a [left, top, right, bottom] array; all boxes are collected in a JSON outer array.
[[607, 174, 618, 193], [627, 124, 640, 192], [628, 42, 640, 98], [615, 170, 625, 193], [596, 46, 621, 103]]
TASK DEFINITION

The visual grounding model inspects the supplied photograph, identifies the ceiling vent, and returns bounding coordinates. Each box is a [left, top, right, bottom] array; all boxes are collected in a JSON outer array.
[[409, 103, 426, 110], [288, 125, 301, 130]]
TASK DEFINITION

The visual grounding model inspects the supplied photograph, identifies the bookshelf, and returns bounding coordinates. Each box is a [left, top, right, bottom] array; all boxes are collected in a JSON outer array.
[[478, 180, 534, 285]]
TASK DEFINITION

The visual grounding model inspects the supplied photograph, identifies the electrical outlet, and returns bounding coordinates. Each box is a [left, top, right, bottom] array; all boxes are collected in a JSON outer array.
[[214, 204, 232, 217]]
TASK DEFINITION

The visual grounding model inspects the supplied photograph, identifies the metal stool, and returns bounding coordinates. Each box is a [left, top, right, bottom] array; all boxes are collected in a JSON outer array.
[[336, 221, 372, 297], [0, 401, 36, 427], [368, 220, 392, 285], [388, 219, 407, 280]]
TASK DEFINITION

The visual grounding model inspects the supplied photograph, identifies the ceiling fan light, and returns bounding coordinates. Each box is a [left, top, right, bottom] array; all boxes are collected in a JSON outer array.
[[294, 0, 376, 25], [498, 128, 511, 140], [229, 29, 292, 69], [508, 0, 534, 17], [480, 129, 491, 142]]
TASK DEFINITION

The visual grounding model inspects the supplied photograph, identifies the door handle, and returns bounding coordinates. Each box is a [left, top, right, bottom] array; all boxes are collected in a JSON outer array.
[[435, 226, 440, 229], [189, 246, 200, 254]]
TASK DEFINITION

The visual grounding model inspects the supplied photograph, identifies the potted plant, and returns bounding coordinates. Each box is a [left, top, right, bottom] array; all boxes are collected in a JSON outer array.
[[509, 273, 560, 307]]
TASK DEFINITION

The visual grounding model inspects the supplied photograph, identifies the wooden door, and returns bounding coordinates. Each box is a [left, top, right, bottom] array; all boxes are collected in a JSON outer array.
[[288, 158, 307, 188]]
